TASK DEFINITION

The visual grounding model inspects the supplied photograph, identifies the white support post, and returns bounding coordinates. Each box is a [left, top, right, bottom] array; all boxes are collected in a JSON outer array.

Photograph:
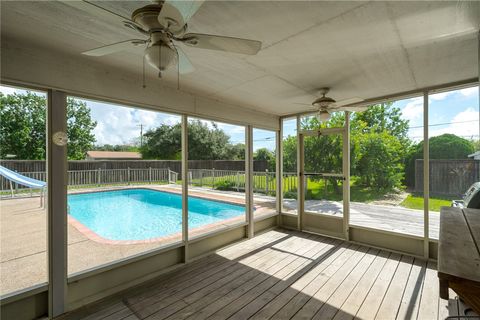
[[423, 91, 430, 259], [276, 121, 283, 221], [343, 112, 351, 241], [181, 115, 189, 262], [47, 90, 67, 318], [265, 169, 269, 194], [212, 168, 216, 189], [297, 116, 304, 231], [245, 125, 254, 238]]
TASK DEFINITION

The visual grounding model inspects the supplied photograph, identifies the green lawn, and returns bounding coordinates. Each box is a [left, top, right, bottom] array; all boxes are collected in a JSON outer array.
[[400, 194, 453, 212], [305, 177, 392, 203]]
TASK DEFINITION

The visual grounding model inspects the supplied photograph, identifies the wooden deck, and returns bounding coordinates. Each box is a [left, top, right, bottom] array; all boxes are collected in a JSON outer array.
[[60, 229, 474, 320]]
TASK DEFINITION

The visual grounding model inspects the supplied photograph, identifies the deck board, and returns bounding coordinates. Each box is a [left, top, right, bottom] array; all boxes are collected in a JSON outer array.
[[59, 229, 466, 320]]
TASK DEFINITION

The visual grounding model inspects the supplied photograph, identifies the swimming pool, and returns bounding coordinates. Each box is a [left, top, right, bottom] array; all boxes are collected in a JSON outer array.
[[68, 189, 245, 241]]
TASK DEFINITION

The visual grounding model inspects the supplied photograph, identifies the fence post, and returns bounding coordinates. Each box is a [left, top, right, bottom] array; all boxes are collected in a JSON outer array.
[[200, 169, 203, 187], [265, 169, 269, 195], [127, 167, 131, 185], [97, 168, 101, 186], [149, 167, 152, 184], [212, 168, 216, 189], [236, 171, 240, 192], [324, 177, 328, 199]]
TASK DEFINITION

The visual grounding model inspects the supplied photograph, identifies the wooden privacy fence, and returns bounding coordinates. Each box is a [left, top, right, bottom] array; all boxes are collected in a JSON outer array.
[[415, 159, 480, 196], [0, 159, 268, 174]]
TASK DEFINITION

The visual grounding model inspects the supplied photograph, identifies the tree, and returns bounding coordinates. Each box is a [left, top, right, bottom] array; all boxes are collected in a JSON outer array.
[[140, 120, 245, 160], [254, 148, 275, 171], [0, 92, 97, 160], [351, 103, 409, 143], [404, 134, 475, 187], [473, 139, 480, 151], [354, 130, 404, 189], [282, 136, 297, 172], [424, 134, 474, 159], [66, 97, 98, 160], [92, 144, 139, 152], [282, 103, 410, 192], [140, 123, 182, 159]]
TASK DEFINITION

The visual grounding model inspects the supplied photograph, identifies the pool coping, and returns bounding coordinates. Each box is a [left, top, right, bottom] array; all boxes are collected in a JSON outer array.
[[67, 187, 253, 245], [68, 187, 247, 207]]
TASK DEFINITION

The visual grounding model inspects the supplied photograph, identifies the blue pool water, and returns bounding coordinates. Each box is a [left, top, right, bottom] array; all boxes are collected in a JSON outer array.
[[68, 189, 245, 241]]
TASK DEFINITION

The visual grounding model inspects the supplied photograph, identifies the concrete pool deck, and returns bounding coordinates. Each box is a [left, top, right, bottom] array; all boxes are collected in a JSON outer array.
[[0, 184, 277, 295]]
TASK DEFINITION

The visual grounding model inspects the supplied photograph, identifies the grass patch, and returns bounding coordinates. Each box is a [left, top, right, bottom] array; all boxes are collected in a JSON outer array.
[[400, 194, 453, 212], [304, 177, 394, 203]]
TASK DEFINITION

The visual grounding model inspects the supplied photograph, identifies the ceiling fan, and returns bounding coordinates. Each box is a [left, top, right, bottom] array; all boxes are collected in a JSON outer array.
[[297, 88, 366, 121], [81, 0, 262, 78]]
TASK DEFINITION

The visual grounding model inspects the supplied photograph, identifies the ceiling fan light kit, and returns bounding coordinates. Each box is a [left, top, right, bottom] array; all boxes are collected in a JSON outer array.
[[317, 110, 331, 122]]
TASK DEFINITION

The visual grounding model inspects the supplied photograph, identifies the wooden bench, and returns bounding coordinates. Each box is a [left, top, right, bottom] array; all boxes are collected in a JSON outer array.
[[438, 207, 480, 314]]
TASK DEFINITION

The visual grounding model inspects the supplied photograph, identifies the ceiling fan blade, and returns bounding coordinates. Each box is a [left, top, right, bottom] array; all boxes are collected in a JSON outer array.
[[176, 47, 195, 74], [170, 0, 205, 24], [329, 97, 364, 108], [158, 1, 204, 34], [181, 33, 262, 55], [82, 39, 147, 56]]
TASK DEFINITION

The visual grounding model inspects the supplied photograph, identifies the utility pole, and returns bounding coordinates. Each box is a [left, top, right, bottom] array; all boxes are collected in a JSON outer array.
[[137, 123, 144, 148]]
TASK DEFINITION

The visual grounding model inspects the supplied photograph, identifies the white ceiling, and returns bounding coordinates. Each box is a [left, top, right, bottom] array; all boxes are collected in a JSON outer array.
[[1, 1, 479, 116]]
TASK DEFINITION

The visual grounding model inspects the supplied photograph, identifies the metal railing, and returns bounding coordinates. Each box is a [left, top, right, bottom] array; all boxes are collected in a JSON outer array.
[[1, 168, 298, 197], [0, 168, 177, 196], [187, 169, 298, 195]]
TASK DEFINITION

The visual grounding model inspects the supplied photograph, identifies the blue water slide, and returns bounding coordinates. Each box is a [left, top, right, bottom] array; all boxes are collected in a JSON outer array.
[[0, 165, 46, 188]]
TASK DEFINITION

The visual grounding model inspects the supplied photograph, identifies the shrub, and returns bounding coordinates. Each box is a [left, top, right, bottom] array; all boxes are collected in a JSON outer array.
[[214, 179, 236, 191]]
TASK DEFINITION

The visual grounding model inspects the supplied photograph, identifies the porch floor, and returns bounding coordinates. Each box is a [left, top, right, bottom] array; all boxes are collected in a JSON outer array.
[[60, 229, 472, 320]]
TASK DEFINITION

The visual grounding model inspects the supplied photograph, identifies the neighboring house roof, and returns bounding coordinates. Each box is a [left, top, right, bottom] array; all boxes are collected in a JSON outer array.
[[468, 151, 480, 159], [86, 151, 142, 159]]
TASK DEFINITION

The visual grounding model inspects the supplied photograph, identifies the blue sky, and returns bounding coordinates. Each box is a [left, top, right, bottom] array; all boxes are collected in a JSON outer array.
[[281, 86, 479, 144], [1, 85, 478, 150]]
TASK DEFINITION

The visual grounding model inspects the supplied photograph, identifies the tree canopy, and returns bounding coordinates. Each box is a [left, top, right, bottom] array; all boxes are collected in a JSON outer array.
[[0, 92, 97, 160], [410, 134, 474, 160], [283, 103, 410, 190], [254, 148, 276, 171], [140, 120, 246, 160], [404, 133, 475, 186]]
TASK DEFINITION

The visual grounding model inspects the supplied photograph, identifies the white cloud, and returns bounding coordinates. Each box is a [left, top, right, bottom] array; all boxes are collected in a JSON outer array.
[[429, 92, 450, 101], [401, 97, 423, 122], [217, 123, 245, 135], [429, 107, 479, 139], [85, 100, 180, 146], [0, 85, 18, 95], [459, 86, 478, 97], [0, 85, 45, 97]]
